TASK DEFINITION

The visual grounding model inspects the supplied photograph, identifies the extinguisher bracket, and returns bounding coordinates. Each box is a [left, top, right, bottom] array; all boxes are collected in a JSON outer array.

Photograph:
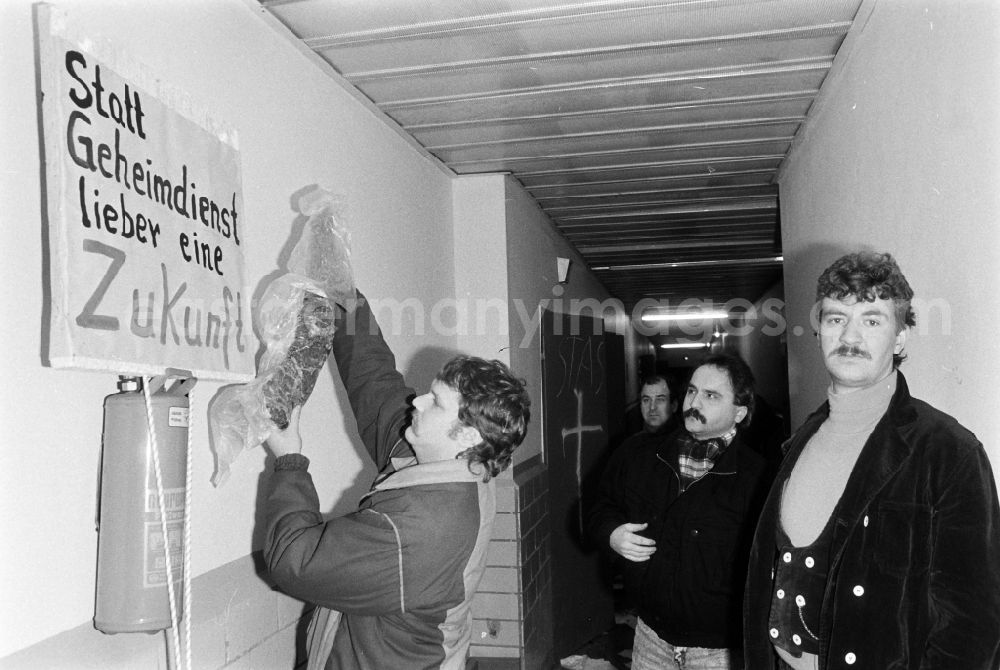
[[147, 368, 198, 397]]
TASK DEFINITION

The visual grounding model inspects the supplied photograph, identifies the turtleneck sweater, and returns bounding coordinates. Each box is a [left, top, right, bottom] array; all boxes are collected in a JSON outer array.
[[780, 371, 897, 547], [773, 372, 897, 670]]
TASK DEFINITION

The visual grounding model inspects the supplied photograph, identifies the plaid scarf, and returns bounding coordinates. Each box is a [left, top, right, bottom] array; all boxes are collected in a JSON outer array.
[[677, 426, 736, 492]]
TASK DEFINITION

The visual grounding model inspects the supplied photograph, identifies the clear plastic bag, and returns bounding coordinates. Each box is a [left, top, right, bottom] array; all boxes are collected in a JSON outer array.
[[208, 187, 354, 486], [287, 186, 355, 305]]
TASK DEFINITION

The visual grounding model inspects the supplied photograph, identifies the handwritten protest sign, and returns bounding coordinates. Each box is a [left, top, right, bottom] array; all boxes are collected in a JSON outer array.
[[39, 8, 254, 381]]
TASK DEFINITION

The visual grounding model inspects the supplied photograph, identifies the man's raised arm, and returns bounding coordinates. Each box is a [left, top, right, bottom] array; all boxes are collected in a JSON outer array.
[[330, 291, 414, 470]]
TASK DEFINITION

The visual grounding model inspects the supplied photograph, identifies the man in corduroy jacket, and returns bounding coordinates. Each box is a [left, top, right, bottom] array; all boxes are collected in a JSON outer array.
[[743, 251, 1000, 670]]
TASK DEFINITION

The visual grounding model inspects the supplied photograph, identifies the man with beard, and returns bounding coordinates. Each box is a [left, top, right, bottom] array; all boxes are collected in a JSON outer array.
[[743, 251, 1000, 669], [588, 353, 770, 670]]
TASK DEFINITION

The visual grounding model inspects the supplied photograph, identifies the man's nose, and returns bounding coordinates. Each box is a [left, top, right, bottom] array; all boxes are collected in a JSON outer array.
[[840, 319, 862, 343], [413, 393, 430, 410]]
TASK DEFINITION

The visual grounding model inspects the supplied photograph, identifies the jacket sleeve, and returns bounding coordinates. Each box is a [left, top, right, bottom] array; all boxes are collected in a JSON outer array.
[[585, 444, 633, 552], [922, 440, 1000, 669], [331, 291, 415, 470], [263, 461, 405, 615], [735, 448, 772, 587]]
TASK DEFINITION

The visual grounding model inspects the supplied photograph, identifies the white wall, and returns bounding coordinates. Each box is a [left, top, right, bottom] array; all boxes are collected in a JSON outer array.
[[0, 0, 456, 657], [734, 280, 790, 419], [779, 0, 1000, 472], [453, 175, 511, 365], [503, 175, 645, 465]]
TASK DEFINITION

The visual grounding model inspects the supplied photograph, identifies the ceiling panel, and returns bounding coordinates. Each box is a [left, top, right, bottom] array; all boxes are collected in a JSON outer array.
[[516, 157, 785, 188], [455, 140, 792, 174], [378, 65, 831, 124], [431, 121, 803, 164], [407, 98, 813, 147], [259, 0, 868, 346], [350, 35, 844, 100]]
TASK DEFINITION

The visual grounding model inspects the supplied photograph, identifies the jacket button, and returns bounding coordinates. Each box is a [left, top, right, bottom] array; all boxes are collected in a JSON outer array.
[[863, 515, 869, 527], [776, 589, 785, 599], [795, 595, 806, 607], [792, 634, 802, 645], [783, 552, 792, 563], [853, 585, 865, 597], [770, 628, 779, 639], [804, 556, 815, 568], [845, 652, 857, 664]]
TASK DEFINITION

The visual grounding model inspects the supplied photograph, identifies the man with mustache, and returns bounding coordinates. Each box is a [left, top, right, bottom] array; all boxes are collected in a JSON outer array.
[[743, 252, 1000, 669], [588, 353, 770, 669]]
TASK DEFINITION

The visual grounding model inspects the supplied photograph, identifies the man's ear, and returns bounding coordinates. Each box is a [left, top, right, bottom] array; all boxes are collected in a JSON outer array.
[[735, 405, 748, 425], [894, 326, 908, 354], [457, 425, 483, 448]]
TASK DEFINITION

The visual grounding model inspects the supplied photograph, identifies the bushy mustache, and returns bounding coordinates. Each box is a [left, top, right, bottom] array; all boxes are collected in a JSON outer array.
[[830, 345, 871, 359], [684, 408, 706, 424]]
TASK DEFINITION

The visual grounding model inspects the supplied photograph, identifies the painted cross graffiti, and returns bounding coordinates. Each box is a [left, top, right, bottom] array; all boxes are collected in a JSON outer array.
[[561, 387, 604, 534]]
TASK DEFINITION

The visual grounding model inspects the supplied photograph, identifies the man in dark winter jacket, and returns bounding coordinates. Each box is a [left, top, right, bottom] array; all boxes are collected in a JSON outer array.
[[589, 353, 770, 670], [637, 372, 679, 436], [262, 292, 530, 670]]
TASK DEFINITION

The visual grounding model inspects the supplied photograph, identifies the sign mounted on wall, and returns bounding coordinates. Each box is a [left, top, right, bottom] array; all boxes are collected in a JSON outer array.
[[38, 7, 254, 381]]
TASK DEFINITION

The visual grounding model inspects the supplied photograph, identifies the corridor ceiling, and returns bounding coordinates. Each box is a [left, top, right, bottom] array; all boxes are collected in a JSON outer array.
[[258, 0, 868, 315]]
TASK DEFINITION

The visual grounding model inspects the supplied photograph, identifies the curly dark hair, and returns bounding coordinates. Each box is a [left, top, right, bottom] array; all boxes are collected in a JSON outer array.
[[697, 352, 756, 428], [816, 251, 915, 368], [437, 356, 531, 482]]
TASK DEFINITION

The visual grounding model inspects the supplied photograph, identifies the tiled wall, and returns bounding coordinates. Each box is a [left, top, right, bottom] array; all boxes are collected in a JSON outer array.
[[1, 555, 307, 670], [470, 458, 554, 670], [5, 466, 554, 670]]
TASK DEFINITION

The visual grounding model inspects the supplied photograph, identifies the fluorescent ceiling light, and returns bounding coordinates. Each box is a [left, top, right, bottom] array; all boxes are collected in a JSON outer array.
[[593, 255, 783, 271], [660, 342, 710, 350], [643, 311, 729, 322]]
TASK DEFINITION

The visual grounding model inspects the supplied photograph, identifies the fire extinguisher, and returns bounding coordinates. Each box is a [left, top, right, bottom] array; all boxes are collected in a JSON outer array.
[[94, 373, 196, 634]]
